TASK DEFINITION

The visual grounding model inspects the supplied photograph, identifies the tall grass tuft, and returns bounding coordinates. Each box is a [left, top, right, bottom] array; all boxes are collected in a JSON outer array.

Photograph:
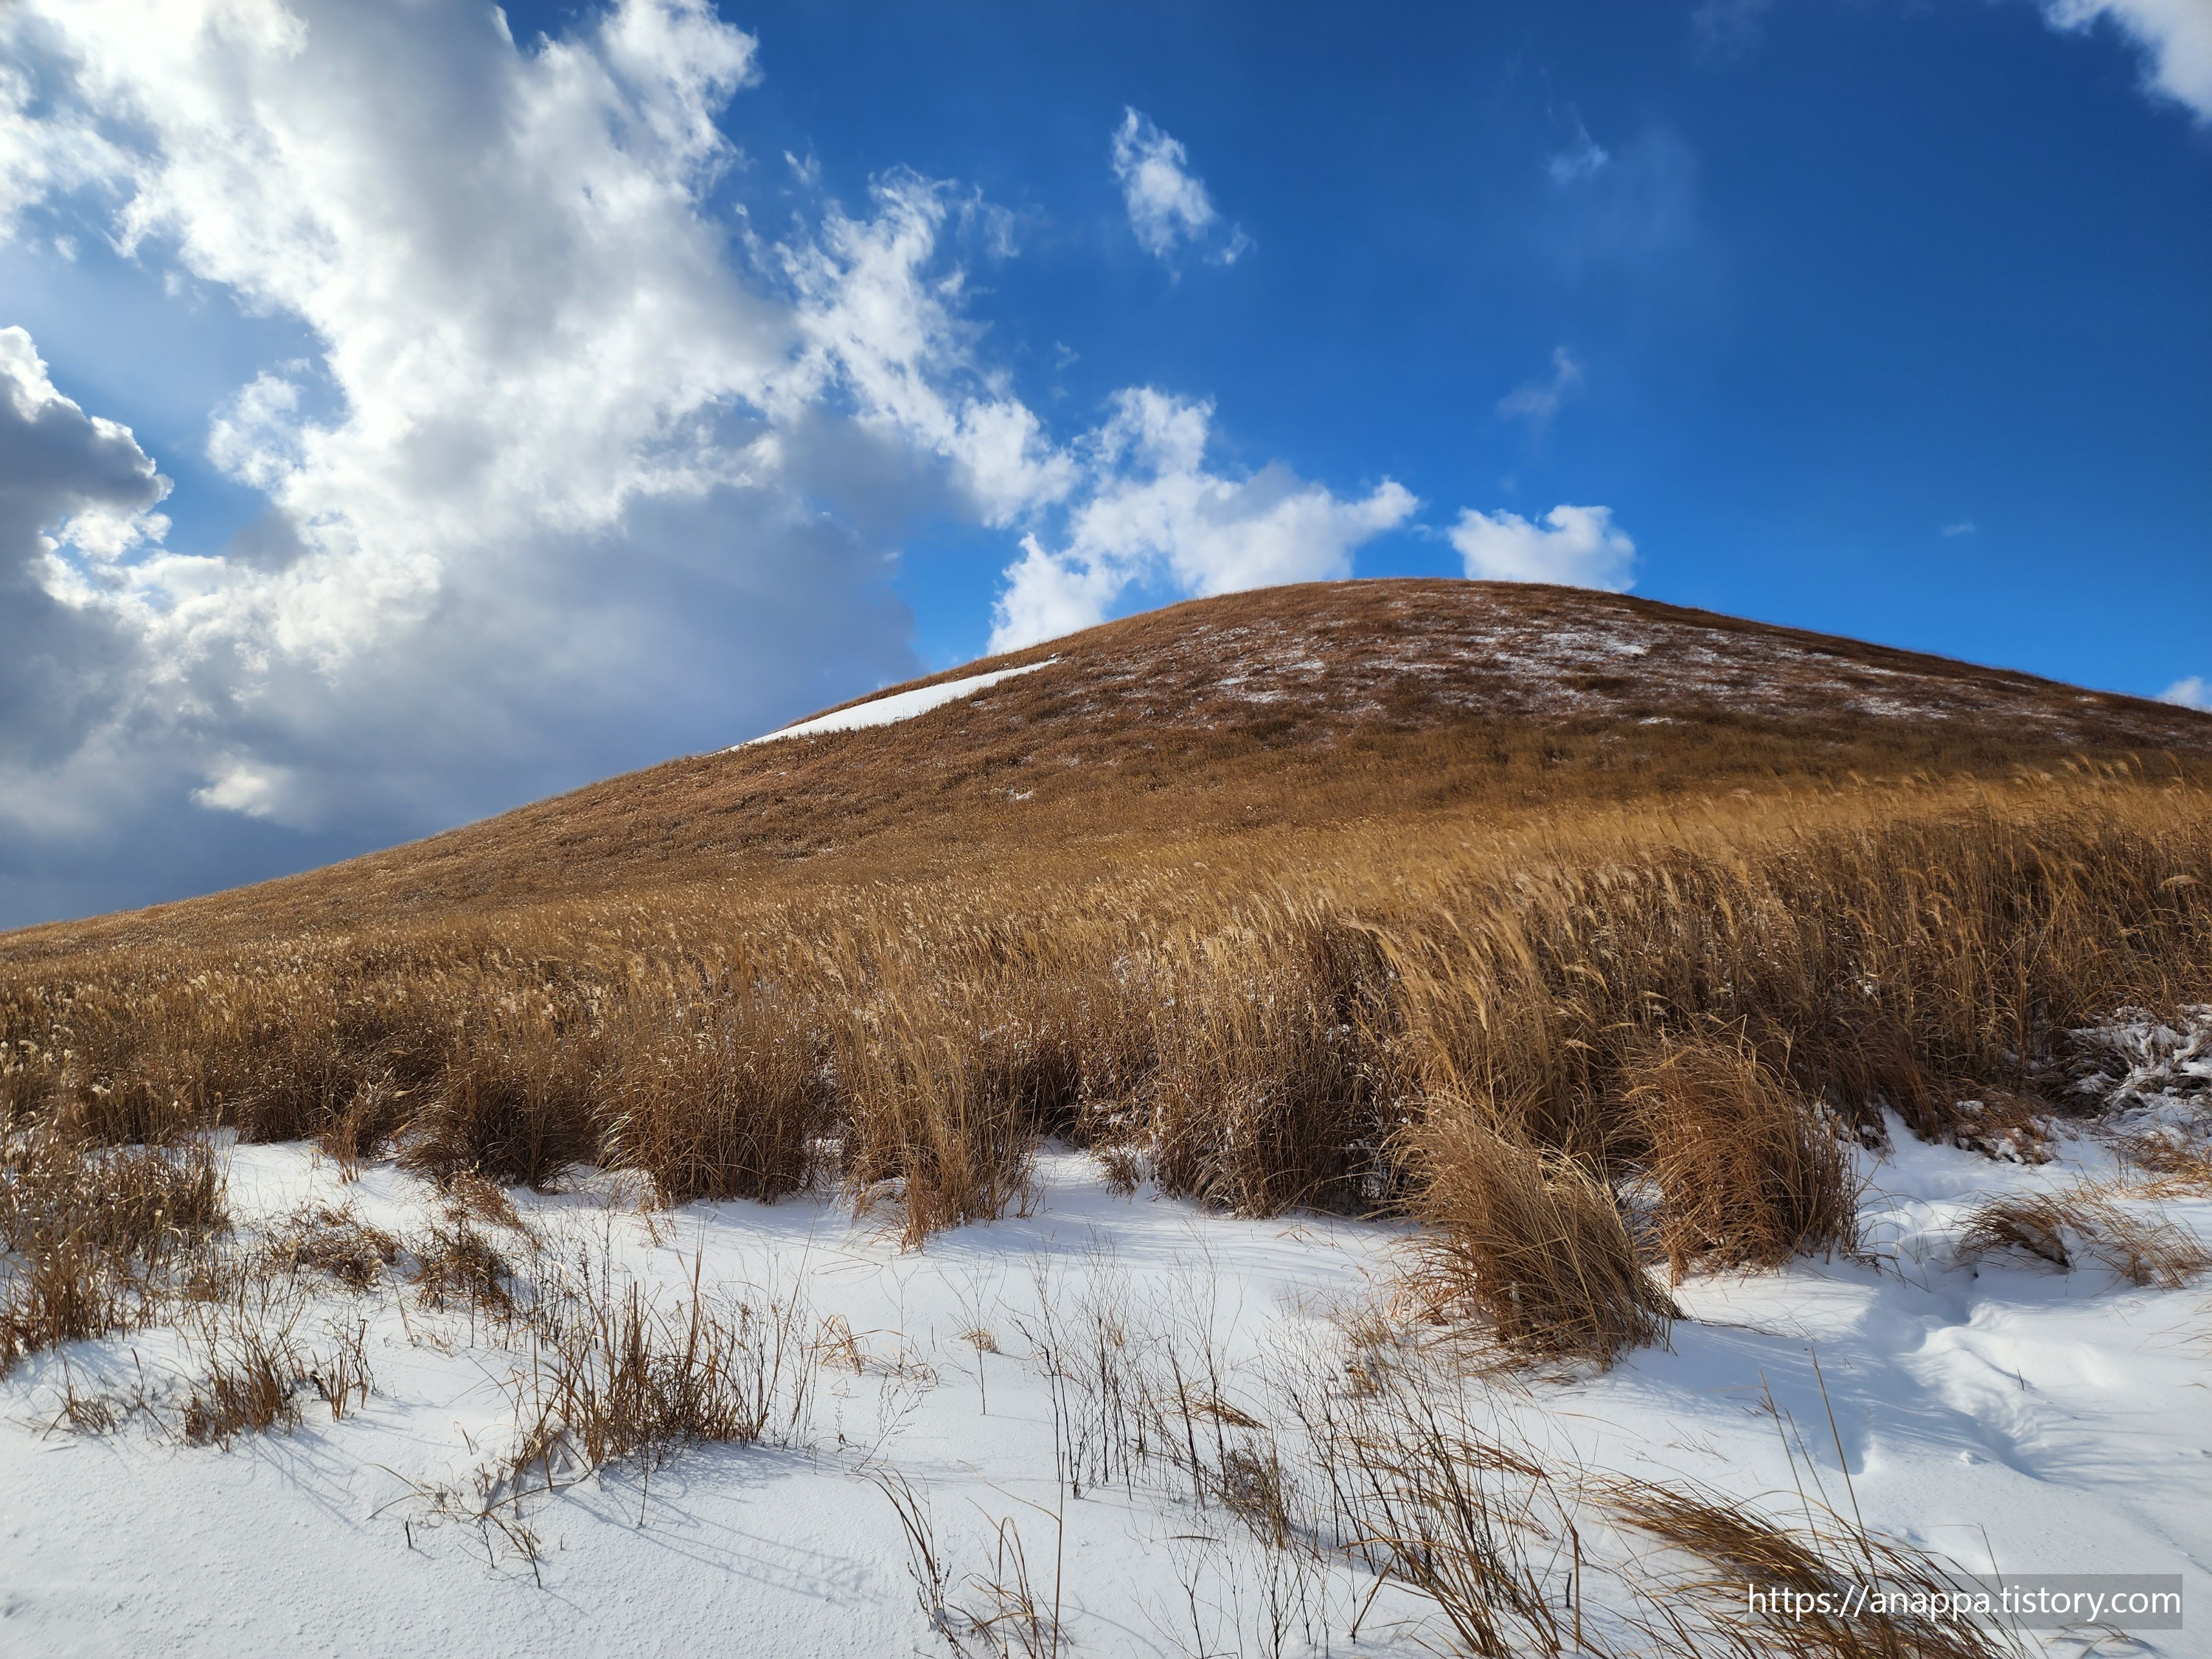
[[1401, 1105, 1677, 1364], [597, 989, 830, 1204], [1150, 911, 1397, 1216], [1631, 1034, 1863, 1280], [400, 1004, 601, 1188]]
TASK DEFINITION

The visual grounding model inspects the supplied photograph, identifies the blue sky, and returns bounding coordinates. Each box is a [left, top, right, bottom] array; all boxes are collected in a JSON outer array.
[[0, 0, 2206, 924], [745, 0, 2211, 683]]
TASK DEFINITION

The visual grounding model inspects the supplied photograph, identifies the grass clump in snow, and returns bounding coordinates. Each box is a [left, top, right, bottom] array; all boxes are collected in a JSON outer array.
[[0, 1121, 226, 1374], [1630, 1033, 1863, 1281], [1267, 1329, 2025, 1659], [179, 1283, 310, 1447], [1399, 1107, 1677, 1366], [257, 1202, 401, 1294], [501, 1245, 814, 1494], [1960, 1180, 2211, 1289]]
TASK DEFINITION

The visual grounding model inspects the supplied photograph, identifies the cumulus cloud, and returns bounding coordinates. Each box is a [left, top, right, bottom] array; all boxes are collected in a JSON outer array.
[[1110, 108, 1248, 267], [0, 0, 935, 914], [2042, 0, 2212, 121], [2159, 675, 2211, 710], [1450, 504, 1637, 591], [0, 327, 164, 773], [1497, 347, 1586, 434], [989, 389, 1416, 650], [0, 1, 1412, 922]]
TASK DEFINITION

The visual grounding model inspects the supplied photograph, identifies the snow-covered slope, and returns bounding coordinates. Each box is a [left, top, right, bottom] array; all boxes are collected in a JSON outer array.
[[4, 1107, 2206, 1658]]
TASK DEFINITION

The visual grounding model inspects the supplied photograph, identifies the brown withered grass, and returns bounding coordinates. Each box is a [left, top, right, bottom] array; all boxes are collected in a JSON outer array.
[[508, 1251, 815, 1483], [597, 988, 831, 1205], [5, 582, 2211, 1360], [399, 1004, 603, 1188], [1300, 1349, 2020, 1659], [411, 1217, 518, 1315], [180, 1285, 307, 1447], [257, 1203, 400, 1294], [1401, 1106, 1680, 1362], [0, 1123, 228, 1372], [1600, 1478, 2019, 1659], [1631, 1035, 1863, 1281], [1960, 1182, 2211, 1289], [7, 771, 2210, 1360]]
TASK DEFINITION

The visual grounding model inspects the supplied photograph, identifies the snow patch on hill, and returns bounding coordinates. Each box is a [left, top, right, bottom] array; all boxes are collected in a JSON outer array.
[[737, 659, 1055, 748]]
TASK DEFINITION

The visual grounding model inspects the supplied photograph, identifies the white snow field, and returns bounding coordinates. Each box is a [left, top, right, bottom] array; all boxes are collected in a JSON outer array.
[[1, 1110, 2208, 1658], [737, 660, 1056, 748]]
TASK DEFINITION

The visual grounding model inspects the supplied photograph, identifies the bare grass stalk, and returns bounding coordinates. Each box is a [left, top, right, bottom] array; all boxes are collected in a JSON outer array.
[[180, 1282, 308, 1446], [501, 1245, 814, 1490]]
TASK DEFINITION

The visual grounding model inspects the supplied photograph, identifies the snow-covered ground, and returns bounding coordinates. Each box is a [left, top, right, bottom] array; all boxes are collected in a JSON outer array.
[[1, 1113, 2207, 1658], [737, 660, 1056, 748]]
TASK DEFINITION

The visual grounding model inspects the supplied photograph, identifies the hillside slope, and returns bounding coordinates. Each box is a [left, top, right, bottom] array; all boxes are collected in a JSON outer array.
[[7, 577, 2207, 952], [7, 582, 2211, 1659]]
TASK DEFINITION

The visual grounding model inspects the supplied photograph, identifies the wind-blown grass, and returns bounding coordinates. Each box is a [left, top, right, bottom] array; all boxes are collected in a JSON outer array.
[[6, 737, 2211, 1361]]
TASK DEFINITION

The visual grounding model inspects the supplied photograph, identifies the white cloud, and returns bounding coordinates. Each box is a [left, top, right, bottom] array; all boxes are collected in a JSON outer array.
[[990, 389, 1416, 650], [984, 535, 1122, 662], [1110, 108, 1248, 267], [1691, 0, 1775, 64], [6, 0, 793, 672], [2159, 675, 2211, 710], [1497, 347, 1586, 433], [2043, 0, 2212, 121], [779, 173, 1073, 524], [1941, 520, 1979, 538], [0, 1, 1405, 919], [0, 56, 128, 235], [1547, 116, 1611, 184], [191, 755, 296, 819], [0, 0, 928, 886], [1449, 504, 1637, 591], [0, 326, 166, 775]]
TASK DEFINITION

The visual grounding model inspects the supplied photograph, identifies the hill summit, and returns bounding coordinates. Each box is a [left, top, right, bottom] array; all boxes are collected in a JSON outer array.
[[12, 577, 2207, 948]]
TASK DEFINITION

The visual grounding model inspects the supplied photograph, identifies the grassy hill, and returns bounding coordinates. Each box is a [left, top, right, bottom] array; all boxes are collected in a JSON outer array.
[[4, 577, 2210, 1347], [8, 577, 2204, 953]]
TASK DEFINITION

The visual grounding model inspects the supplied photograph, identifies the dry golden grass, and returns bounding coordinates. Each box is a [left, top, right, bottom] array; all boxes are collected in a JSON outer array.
[[7, 580, 2204, 958], [1401, 1107, 1679, 1363], [180, 1286, 308, 1446], [1631, 1035, 1863, 1281], [1601, 1478, 2017, 1659], [7, 771, 2209, 1359], [0, 1124, 227, 1373], [411, 1217, 518, 1315], [2116, 1130, 2212, 1195], [4, 582, 2211, 1362], [507, 1248, 815, 1484], [597, 988, 831, 1204], [1960, 1182, 2211, 1289], [1287, 1344, 2020, 1659], [257, 1203, 400, 1294]]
